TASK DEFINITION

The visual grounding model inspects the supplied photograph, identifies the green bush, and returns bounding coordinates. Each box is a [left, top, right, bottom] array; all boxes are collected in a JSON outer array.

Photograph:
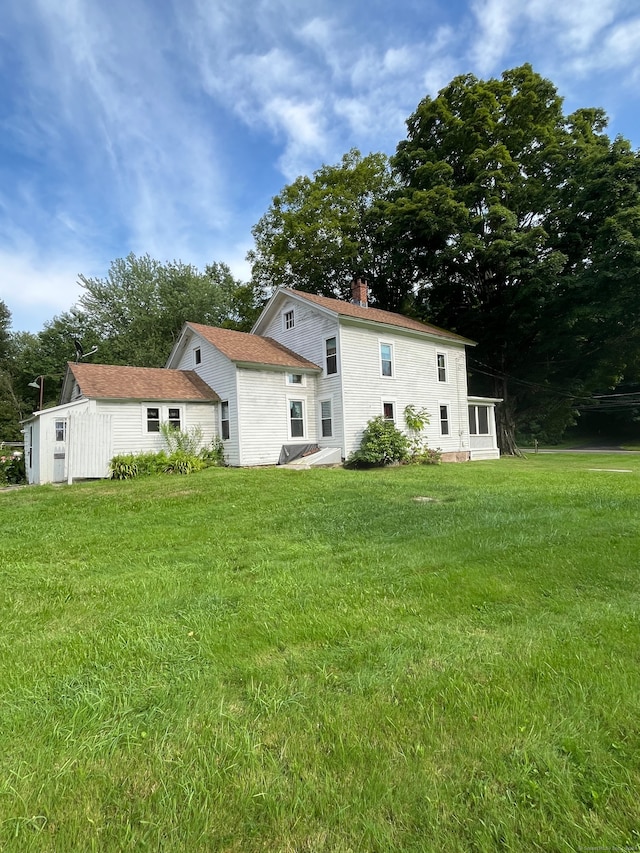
[[199, 436, 226, 467], [109, 455, 140, 480], [160, 423, 204, 455], [0, 451, 25, 485], [346, 416, 409, 467], [163, 451, 204, 475]]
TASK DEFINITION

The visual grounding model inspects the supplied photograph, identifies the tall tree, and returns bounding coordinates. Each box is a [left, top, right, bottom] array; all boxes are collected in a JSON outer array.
[[386, 64, 640, 451], [248, 150, 409, 309], [78, 254, 241, 367]]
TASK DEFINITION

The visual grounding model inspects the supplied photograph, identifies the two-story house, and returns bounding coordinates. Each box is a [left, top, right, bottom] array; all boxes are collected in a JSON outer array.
[[23, 282, 501, 483]]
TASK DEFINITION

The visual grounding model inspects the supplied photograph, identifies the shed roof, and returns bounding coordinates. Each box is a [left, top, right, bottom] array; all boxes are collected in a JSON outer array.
[[187, 323, 322, 370], [67, 362, 219, 402], [286, 289, 475, 344]]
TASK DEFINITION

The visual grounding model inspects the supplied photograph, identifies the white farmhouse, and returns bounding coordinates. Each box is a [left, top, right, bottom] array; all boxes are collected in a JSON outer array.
[[23, 282, 501, 484]]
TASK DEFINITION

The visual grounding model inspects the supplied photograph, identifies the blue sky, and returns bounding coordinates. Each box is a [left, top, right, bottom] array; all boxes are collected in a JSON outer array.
[[2, 0, 640, 333]]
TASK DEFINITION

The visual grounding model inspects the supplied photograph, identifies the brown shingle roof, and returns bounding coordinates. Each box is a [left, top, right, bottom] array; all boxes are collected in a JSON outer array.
[[287, 289, 475, 344], [68, 363, 219, 401], [187, 323, 322, 370]]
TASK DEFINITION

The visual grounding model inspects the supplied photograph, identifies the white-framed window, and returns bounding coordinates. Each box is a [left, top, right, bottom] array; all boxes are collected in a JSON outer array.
[[289, 399, 305, 438], [380, 342, 393, 378], [437, 352, 447, 382], [287, 373, 304, 385], [194, 347, 202, 365], [146, 407, 160, 433], [284, 309, 295, 330], [439, 404, 450, 436], [382, 401, 395, 422], [469, 405, 490, 435], [144, 405, 183, 434], [55, 419, 67, 442], [320, 400, 333, 437], [325, 337, 338, 375], [220, 401, 230, 440]]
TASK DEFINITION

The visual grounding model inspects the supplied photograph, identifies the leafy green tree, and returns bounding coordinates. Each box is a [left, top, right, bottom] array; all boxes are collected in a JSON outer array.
[[386, 64, 640, 451], [249, 150, 410, 309], [78, 254, 242, 367]]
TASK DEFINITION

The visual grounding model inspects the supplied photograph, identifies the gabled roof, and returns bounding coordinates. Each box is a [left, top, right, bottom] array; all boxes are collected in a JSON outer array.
[[277, 288, 475, 345], [65, 362, 219, 402], [186, 323, 322, 370]]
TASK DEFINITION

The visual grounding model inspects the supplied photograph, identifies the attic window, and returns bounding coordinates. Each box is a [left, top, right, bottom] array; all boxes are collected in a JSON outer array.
[[284, 310, 295, 330], [194, 347, 202, 365]]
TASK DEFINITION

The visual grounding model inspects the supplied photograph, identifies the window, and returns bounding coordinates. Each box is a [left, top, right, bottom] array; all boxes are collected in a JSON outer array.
[[383, 402, 395, 422], [469, 405, 490, 435], [439, 404, 450, 436], [147, 408, 160, 432], [320, 400, 333, 437], [55, 420, 67, 442], [168, 408, 181, 430], [437, 353, 447, 382], [220, 401, 230, 440], [287, 373, 303, 385], [289, 400, 304, 438], [194, 347, 202, 365], [325, 337, 337, 375], [380, 343, 393, 377], [284, 310, 295, 330]]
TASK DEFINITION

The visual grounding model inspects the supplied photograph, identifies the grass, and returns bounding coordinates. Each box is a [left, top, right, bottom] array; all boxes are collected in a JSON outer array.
[[1, 455, 639, 851]]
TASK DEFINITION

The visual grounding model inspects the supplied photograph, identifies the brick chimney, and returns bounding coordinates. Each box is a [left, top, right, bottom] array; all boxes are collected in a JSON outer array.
[[351, 277, 368, 308]]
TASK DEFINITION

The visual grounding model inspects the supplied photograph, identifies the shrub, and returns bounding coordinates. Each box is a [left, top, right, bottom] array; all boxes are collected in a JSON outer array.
[[199, 437, 226, 467], [346, 416, 409, 467], [109, 455, 140, 480], [160, 423, 204, 455], [163, 451, 204, 475], [0, 451, 25, 485]]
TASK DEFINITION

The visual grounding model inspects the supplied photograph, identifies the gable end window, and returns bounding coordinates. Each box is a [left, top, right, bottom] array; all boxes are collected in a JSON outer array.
[[55, 420, 67, 442], [284, 310, 295, 330], [220, 401, 230, 440], [194, 347, 202, 365], [380, 343, 393, 377], [147, 408, 160, 433], [439, 404, 450, 436], [325, 337, 337, 375], [437, 353, 447, 382]]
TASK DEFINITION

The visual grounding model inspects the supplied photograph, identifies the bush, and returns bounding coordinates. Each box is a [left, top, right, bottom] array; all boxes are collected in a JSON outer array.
[[163, 451, 204, 475], [0, 451, 25, 485], [109, 455, 140, 480], [199, 437, 226, 467], [346, 416, 409, 467], [160, 423, 204, 455]]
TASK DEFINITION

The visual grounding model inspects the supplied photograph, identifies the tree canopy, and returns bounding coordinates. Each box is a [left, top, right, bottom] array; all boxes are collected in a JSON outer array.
[[249, 150, 412, 309], [386, 64, 640, 448], [78, 254, 242, 367]]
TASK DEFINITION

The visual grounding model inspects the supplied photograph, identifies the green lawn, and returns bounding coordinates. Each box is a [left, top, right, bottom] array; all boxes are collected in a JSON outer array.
[[1, 455, 639, 852]]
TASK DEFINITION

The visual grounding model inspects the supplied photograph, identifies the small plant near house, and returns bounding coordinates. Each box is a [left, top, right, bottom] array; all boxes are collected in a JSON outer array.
[[404, 404, 442, 465], [109, 454, 140, 480], [199, 436, 226, 468], [346, 416, 409, 467], [160, 422, 204, 455], [0, 450, 25, 485], [163, 450, 205, 475]]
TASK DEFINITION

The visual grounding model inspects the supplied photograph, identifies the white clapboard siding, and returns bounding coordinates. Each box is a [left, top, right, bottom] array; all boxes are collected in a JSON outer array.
[[235, 368, 318, 465], [68, 412, 113, 479], [339, 322, 471, 456], [170, 329, 239, 465]]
